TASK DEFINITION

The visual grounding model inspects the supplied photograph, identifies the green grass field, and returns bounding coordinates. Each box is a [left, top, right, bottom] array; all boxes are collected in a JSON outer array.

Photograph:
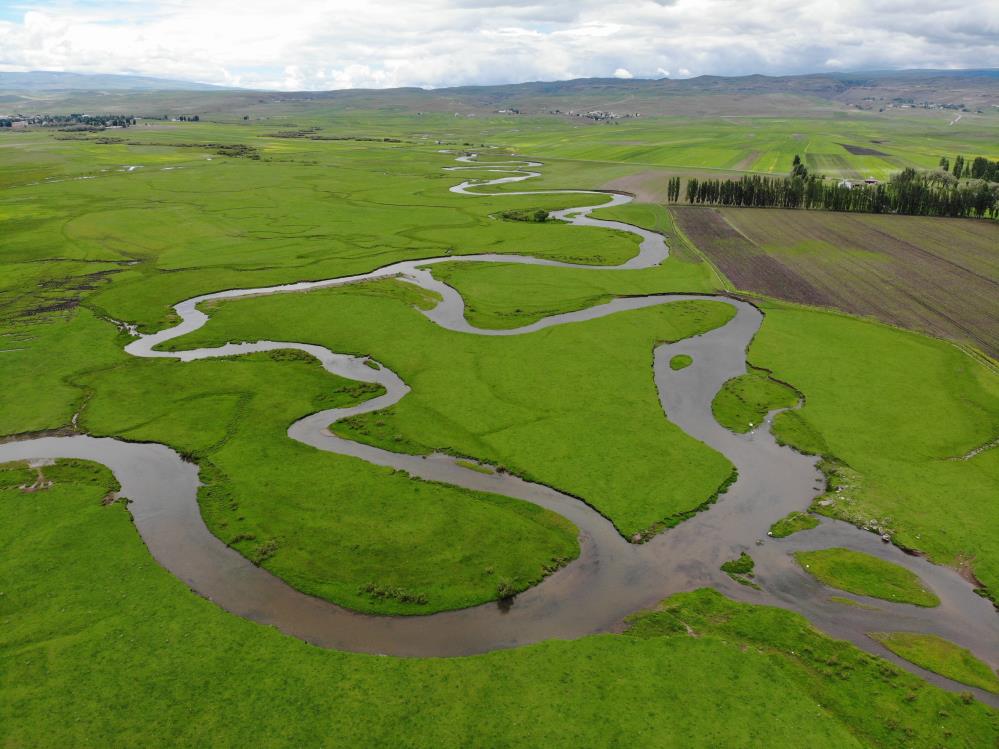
[[2, 109, 998, 743], [77, 349, 578, 613], [429, 202, 720, 329], [167, 278, 737, 538], [795, 548, 941, 607], [670, 354, 693, 370], [747, 303, 999, 596], [501, 112, 999, 181], [2, 459, 995, 747], [427, 248, 999, 602]]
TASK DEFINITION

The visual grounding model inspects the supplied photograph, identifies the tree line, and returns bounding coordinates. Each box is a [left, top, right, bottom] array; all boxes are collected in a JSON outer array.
[[673, 157, 998, 219], [939, 155, 999, 182]]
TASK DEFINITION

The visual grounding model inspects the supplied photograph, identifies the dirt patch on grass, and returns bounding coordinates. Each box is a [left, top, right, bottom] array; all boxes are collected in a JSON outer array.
[[2, 268, 120, 323], [672, 206, 999, 357], [22, 299, 80, 317], [838, 143, 888, 157], [601, 171, 680, 202], [733, 151, 761, 171], [601, 167, 746, 203]]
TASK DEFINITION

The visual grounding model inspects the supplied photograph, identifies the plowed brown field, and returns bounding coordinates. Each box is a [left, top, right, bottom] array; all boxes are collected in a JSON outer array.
[[672, 206, 999, 358]]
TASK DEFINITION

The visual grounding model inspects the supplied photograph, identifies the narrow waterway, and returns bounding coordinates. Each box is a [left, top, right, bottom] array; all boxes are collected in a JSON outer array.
[[2, 152, 995, 704]]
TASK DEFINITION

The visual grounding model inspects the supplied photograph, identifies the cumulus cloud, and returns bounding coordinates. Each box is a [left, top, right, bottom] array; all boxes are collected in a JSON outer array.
[[0, 0, 994, 90]]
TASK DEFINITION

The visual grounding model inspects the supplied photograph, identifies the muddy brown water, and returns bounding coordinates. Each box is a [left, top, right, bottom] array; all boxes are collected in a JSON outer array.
[[2, 153, 995, 704]]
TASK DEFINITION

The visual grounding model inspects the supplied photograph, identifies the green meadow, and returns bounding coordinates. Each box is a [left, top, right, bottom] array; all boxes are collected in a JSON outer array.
[[437, 264, 999, 598], [1, 108, 997, 744], [167, 279, 737, 538], [751, 304, 999, 596], [2, 459, 995, 747], [77, 348, 579, 613], [496, 112, 999, 180], [795, 548, 941, 607]]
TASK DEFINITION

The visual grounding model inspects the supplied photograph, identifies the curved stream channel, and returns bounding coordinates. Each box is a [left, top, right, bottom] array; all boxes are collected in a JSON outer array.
[[2, 152, 996, 702]]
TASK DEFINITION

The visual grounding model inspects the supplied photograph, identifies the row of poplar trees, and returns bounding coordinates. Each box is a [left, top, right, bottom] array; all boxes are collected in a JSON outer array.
[[670, 156, 998, 219]]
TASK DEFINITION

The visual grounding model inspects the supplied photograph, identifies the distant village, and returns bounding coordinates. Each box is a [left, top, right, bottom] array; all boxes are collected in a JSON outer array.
[[495, 108, 642, 121], [854, 97, 985, 114], [0, 112, 137, 130], [0, 113, 204, 130]]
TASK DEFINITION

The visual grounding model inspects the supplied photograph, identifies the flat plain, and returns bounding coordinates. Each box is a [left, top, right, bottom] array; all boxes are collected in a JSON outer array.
[[1, 100, 998, 747]]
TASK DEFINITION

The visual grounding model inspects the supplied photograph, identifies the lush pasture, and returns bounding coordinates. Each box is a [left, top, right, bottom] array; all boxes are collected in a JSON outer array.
[[425, 255, 999, 600], [0, 308, 122, 435], [748, 304, 999, 595], [500, 112, 999, 180], [0, 127, 642, 331], [0, 126, 649, 440], [2, 459, 994, 748], [2, 112, 998, 743], [430, 202, 722, 329], [77, 349, 578, 613], [166, 279, 737, 538]]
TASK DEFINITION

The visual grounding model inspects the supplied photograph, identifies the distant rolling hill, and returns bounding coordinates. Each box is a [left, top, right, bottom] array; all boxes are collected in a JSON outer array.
[[0, 71, 230, 92], [0, 69, 995, 117], [271, 70, 999, 116]]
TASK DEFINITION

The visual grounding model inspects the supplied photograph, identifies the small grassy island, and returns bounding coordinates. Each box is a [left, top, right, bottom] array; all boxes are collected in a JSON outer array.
[[769, 511, 820, 538], [795, 548, 940, 607], [712, 368, 798, 433]]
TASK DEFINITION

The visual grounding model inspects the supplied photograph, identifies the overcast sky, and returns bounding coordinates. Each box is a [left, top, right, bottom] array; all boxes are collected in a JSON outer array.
[[0, 0, 996, 90]]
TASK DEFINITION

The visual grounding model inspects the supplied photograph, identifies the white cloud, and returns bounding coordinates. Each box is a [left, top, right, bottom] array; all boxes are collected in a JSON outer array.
[[0, 0, 994, 90]]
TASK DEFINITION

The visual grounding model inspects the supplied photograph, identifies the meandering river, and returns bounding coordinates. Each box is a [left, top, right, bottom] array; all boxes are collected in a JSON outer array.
[[1, 152, 995, 704]]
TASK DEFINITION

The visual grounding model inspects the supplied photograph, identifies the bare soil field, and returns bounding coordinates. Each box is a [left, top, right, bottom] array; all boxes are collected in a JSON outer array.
[[602, 167, 747, 202], [732, 150, 761, 170], [838, 143, 889, 157], [603, 171, 685, 202], [672, 206, 999, 358]]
